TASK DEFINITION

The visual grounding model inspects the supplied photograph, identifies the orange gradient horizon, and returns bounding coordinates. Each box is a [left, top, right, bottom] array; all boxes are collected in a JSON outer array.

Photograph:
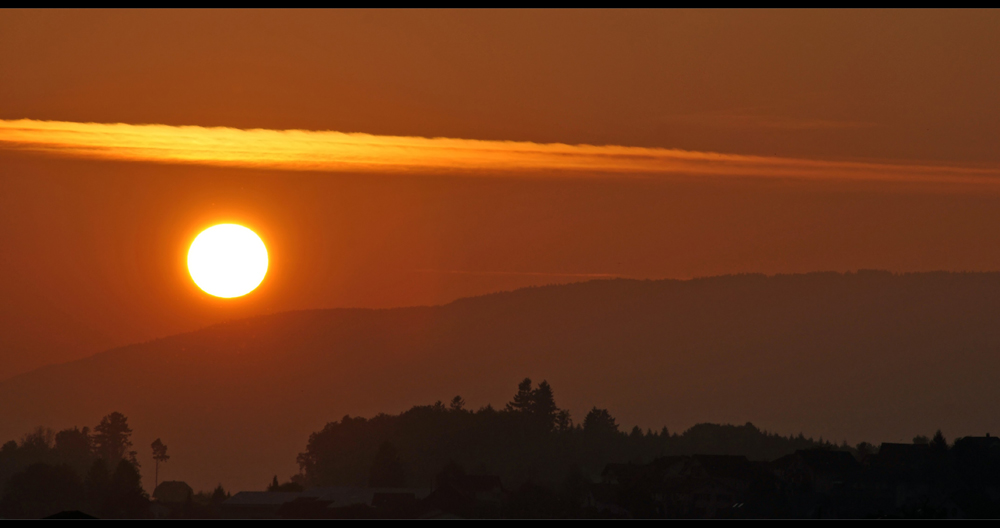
[[5, 10, 1000, 494]]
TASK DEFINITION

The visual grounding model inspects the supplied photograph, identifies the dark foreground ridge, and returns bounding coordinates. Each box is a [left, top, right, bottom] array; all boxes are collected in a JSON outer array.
[[2, 380, 997, 518], [2, 271, 1000, 492]]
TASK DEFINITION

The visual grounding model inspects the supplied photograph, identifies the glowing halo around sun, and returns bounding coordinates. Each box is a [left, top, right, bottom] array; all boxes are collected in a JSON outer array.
[[188, 224, 268, 298]]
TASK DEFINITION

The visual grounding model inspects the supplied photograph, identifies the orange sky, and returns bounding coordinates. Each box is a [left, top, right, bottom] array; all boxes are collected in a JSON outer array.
[[3, 9, 1000, 379]]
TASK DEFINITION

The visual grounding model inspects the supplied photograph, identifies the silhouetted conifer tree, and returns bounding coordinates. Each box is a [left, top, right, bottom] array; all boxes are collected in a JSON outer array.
[[629, 426, 643, 439], [531, 381, 559, 430], [211, 484, 229, 505], [506, 378, 534, 413], [583, 408, 619, 435], [93, 412, 137, 466]]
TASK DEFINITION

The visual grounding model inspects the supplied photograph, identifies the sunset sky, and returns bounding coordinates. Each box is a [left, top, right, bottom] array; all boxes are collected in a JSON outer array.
[[4, 9, 1000, 380]]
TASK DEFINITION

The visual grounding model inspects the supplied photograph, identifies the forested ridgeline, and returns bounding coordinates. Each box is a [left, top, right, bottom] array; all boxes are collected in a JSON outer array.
[[296, 378, 838, 489]]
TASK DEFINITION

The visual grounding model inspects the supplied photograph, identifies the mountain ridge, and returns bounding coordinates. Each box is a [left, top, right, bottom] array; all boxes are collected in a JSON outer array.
[[2, 270, 999, 492]]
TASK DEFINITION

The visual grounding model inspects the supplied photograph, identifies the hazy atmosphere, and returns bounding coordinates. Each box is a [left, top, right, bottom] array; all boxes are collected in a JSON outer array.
[[2, 9, 999, 519]]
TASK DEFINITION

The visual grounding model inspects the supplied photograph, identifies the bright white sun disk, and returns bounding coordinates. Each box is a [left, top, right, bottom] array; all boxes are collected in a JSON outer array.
[[188, 224, 268, 298]]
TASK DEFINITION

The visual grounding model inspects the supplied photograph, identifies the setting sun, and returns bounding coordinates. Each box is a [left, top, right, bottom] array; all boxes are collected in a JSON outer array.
[[8, 11, 1000, 518], [188, 224, 268, 298]]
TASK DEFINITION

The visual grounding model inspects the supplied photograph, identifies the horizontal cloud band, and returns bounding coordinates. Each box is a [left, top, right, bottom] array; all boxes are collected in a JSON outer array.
[[2, 119, 999, 186]]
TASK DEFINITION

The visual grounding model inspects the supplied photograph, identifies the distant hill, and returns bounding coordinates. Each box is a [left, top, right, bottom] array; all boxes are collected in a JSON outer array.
[[0, 271, 115, 380], [1, 270, 1000, 492]]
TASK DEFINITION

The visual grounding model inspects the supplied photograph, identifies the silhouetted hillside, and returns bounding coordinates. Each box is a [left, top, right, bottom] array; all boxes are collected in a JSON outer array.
[[2, 271, 1000, 491], [295, 379, 836, 490]]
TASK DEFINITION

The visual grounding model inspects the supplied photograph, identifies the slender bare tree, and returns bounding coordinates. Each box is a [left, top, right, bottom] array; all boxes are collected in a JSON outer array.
[[150, 438, 170, 489]]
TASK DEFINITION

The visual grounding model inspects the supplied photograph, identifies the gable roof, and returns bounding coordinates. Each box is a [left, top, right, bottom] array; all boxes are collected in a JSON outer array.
[[153, 480, 194, 503]]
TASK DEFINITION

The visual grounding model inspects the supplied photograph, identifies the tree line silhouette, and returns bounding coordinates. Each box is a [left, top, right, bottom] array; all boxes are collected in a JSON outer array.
[[3, 379, 995, 518], [279, 379, 999, 518], [296, 378, 838, 491], [0, 412, 150, 518]]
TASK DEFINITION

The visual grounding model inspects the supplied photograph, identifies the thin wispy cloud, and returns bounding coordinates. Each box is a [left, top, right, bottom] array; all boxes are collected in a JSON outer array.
[[2, 119, 999, 187]]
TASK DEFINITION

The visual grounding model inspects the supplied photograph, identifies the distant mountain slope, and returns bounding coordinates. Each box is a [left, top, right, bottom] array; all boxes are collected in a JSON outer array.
[[2, 271, 1000, 492], [0, 271, 116, 380]]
